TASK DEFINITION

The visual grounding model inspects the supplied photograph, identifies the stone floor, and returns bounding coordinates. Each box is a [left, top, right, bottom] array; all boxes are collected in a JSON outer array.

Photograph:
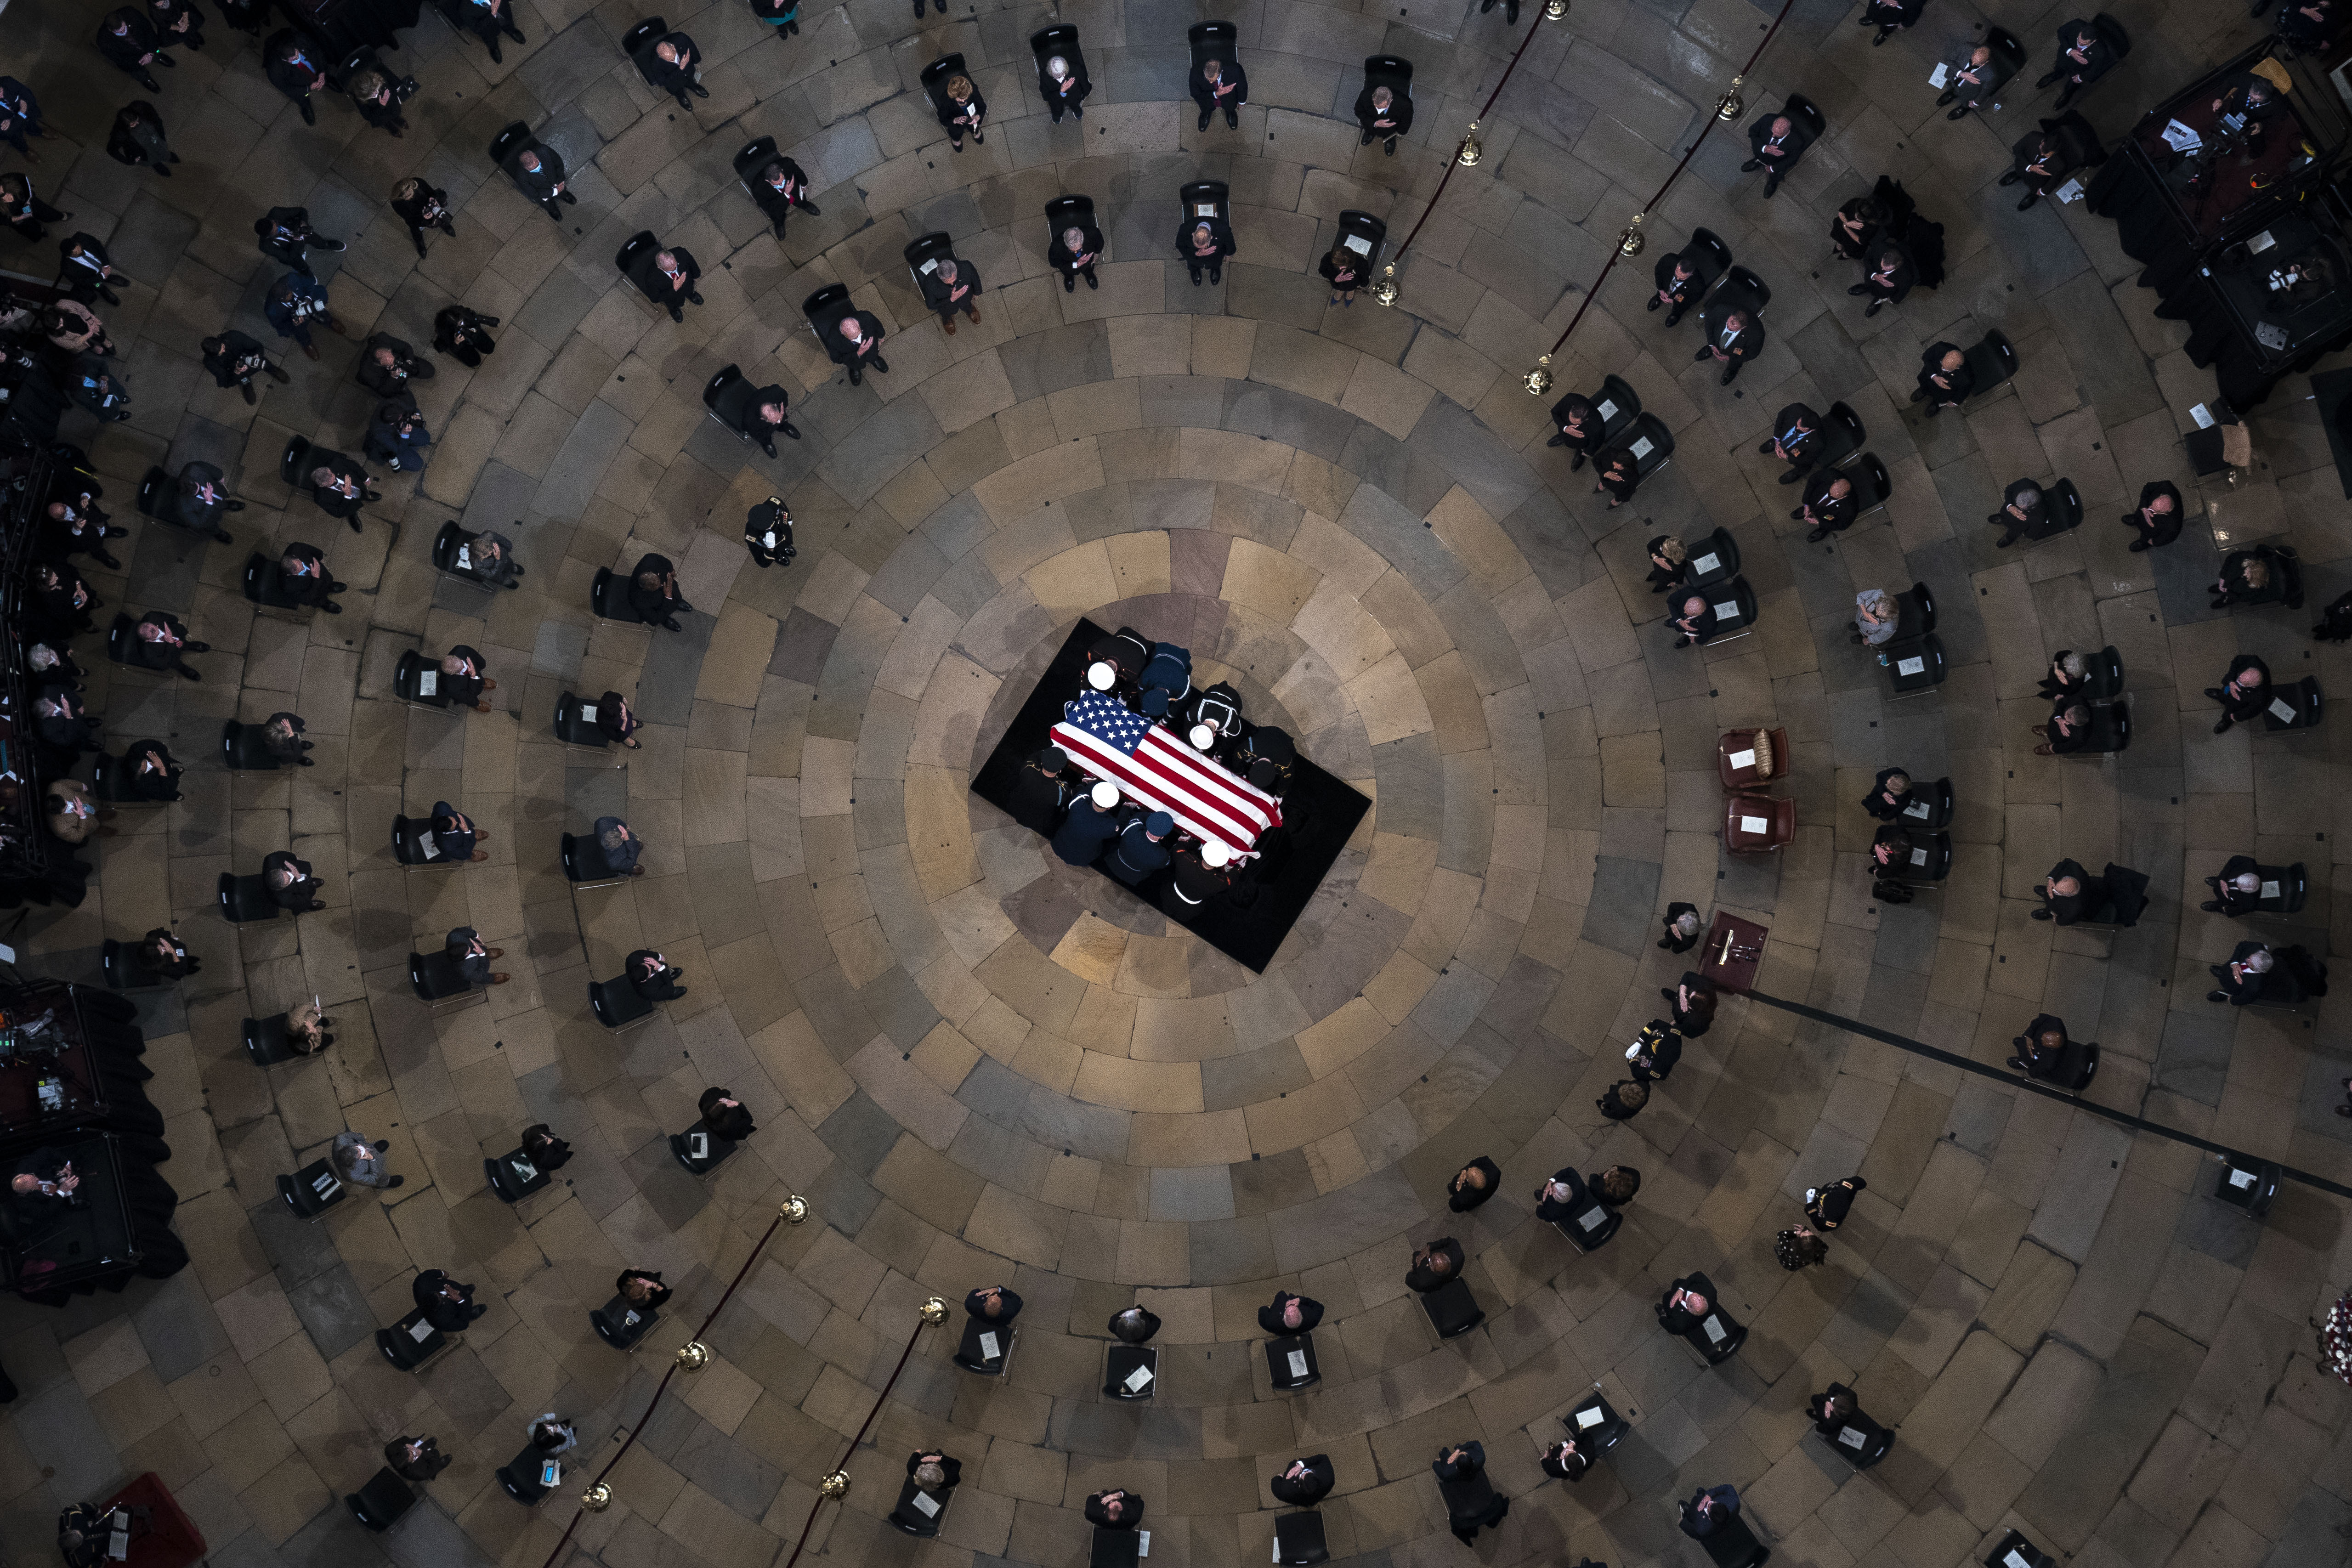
[[4, 0, 2351, 1567]]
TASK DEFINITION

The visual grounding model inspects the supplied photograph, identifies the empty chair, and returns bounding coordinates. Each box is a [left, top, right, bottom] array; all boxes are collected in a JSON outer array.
[[1815, 402, 1866, 469], [1724, 794, 1796, 852], [217, 872, 283, 924], [621, 15, 665, 70], [589, 974, 656, 1032], [496, 1446, 560, 1505], [1884, 633, 1947, 696], [1960, 329, 2018, 401], [1685, 226, 1733, 288], [1782, 91, 1826, 141], [1587, 373, 1641, 447], [376, 1308, 452, 1370], [1717, 264, 1771, 318], [2046, 478, 2085, 536], [2091, 12, 2132, 68], [1987, 25, 2029, 77], [1264, 1330, 1320, 1389], [278, 1157, 345, 1218], [1419, 1277, 1485, 1339], [1717, 727, 1789, 789], [2075, 862, 2150, 927], [1104, 1337, 1157, 1400], [1702, 578, 1761, 647], [2261, 675, 2324, 732], [1179, 179, 1230, 226], [702, 364, 748, 444], [554, 691, 610, 751], [1566, 1390, 1630, 1453], [99, 939, 171, 991], [589, 566, 641, 623], [1685, 526, 1740, 589], [393, 649, 455, 712], [2216, 1154, 2282, 1213], [1894, 580, 1937, 633], [614, 228, 657, 284], [1273, 1512, 1328, 1567], [279, 434, 311, 487], [345, 1470, 418, 1533], [1553, 1192, 1621, 1253], [1846, 453, 1893, 521], [1986, 1531, 2058, 1568], [591, 1291, 658, 1350], [223, 720, 283, 772]]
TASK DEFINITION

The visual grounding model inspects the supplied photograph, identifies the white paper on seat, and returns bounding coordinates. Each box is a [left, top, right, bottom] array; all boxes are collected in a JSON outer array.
[[312, 1172, 339, 1196], [918, 257, 939, 274], [1728, 748, 1756, 770], [454, 544, 472, 571], [419, 834, 441, 859], [1596, 398, 1617, 419], [1139, 1531, 1151, 1557], [2261, 881, 2281, 899], [108, 1530, 128, 1562], [2268, 697, 2298, 722], [1702, 1315, 1727, 1344], [1839, 1426, 1865, 1449], [1898, 656, 1926, 677], [512, 1157, 538, 1182], [1910, 848, 1928, 866], [1904, 799, 1928, 818], [1928, 62, 1949, 87], [1343, 233, 1372, 255], [1714, 601, 1737, 620], [580, 704, 598, 721], [2006, 1551, 2034, 1568], [2248, 229, 2277, 253], [2190, 402, 2216, 429], [1287, 1348, 1309, 1379], [1195, 203, 1217, 217], [979, 1330, 1001, 1360], [623, 1309, 641, 1327], [1124, 1362, 1155, 1392], [409, 1318, 433, 1342], [1740, 816, 1768, 834], [2056, 178, 2083, 204], [1630, 436, 1655, 459], [2230, 1167, 2256, 1189], [1694, 552, 1721, 575], [1578, 1207, 1605, 1231], [1575, 1405, 1604, 1428], [913, 1490, 942, 1517], [690, 1131, 708, 1160], [417, 669, 438, 696]]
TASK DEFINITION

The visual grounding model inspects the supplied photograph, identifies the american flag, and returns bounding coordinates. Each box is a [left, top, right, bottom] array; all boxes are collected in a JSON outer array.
[[1052, 691, 1281, 861]]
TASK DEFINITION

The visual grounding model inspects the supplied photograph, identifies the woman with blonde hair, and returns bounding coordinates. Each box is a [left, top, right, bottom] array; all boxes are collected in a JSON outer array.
[[1644, 534, 1688, 593], [936, 74, 985, 150], [349, 68, 406, 136]]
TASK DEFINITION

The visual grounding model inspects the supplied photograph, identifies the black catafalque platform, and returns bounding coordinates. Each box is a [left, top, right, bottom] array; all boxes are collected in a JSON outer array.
[[970, 619, 1370, 973]]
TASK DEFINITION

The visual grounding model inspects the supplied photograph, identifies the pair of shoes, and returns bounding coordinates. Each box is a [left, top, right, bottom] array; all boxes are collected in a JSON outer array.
[[2031, 725, 2049, 738], [1873, 25, 1893, 43], [759, 439, 777, 457], [2200, 900, 2222, 912], [689, 83, 708, 97], [2032, 743, 2054, 755], [787, 17, 799, 31], [2203, 687, 2226, 700], [1198, 116, 1211, 131], [240, 382, 257, 404], [1328, 294, 1341, 305], [1922, 402, 1942, 418], [626, 865, 646, 877], [662, 618, 683, 632]]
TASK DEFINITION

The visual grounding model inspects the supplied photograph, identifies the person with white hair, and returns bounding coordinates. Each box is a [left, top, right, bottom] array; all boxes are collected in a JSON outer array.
[[907, 1451, 961, 1493], [1988, 478, 2048, 549], [1658, 900, 1704, 951], [1259, 1290, 1321, 1333], [2201, 856, 2270, 916], [1049, 220, 1103, 292], [2209, 942, 2277, 1005], [1038, 52, 1090, 121]]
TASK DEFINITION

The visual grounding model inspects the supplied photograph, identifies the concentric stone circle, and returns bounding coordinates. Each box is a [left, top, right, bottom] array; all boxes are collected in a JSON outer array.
[[4, 2, 2351, 1568]]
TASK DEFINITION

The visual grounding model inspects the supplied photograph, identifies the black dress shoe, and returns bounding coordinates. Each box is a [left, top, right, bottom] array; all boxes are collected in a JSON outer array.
[[1995, 532, 2018, 548], [2017, 194, 2039, 210], [2006, 1057, 2030, 1072], [1946, 106, 1971, 120], [1847, 284, 1870, 296], [2214, 717, 2233, 733], [1865, 302, 1882, 318], [783, 422, 801, 440], [2029, 907, 2051, 921], [1739, 158, 1761, 171], [1935, 90, 1956, 106], [2035, 70, 2062, 87], [2127, 539, 2149, 552], [1779, 469, 1802, 485], [1647, 297, 1661, 311], [1998, 171, 2021, 186], [1570, 453, 1586, 472], [2206, 990, 2230, 1003], [2203, 688, 2225, 700], [1547, 433, 1566, 447], [1694, 347, 1712, 362], [690, 83, 709, 97], [2200, 900, 2222, 912], [1806, 527, 1832, 543]]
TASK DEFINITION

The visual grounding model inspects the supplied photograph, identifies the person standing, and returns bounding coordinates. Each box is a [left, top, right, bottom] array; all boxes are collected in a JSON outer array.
[[105, 102, 175, 175], [391, 179, 455, 256], [626, 243, 703, 324], [748, 155, 820, 237], [919, 256, 982, 335]]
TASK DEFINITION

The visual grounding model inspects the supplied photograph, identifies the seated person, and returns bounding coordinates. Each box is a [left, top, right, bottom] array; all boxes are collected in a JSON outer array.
[[1938, 41, 2013, 118], [628, 553, 692, 629], [438, 645, 495, 711], [1271, 1455, 1333, 1505], [1108, 1305, 1160, 1344], [1191, 55, 1247, 130], [1649, 249, 1705, 325], [1679, 1484, 1742, 1539], [166, 460, 241, 541], [334, 1131, 398, 1190], [263, 847, 323, 909], [1355, 80, 1410, 153], [363, 399, 431, 471], [2039, 649, 2094, 700], [1695, 304, 1763, 385], [10, 1148, 81, 1241], [1795, 470, 1854, 541], [595, 690, 643, 749], [121, 739, 183, 801], [711, 374, 800, 457], [1741, 113, 1811, 195], [2211, 72, 2285, 148], [414, 1268, 482, 1331], [446, 925, 506, 985], [2037, 19, 2117, 109], [1829, 195, 1884, 260], [2207, 653, 2271, 735], [1853, 586, 1900, 646], [2209, 941, 2279, 1005], [1861, 767, 1914, 821], [594, 816, 643, 873], [1660, 902, 1702, 951], [2007, 1013, 2070, 1076], [2211, 551, 2283, 610], [1913, 341, 1972, 414], [627, 242, 702, 323], [827, 307, 889, 383], [1447, 1155, 1500, 1211], [1404, 1236, 1464, 1292], [2001, 128, 2074, 210], [615, 1267, 669, 1308], [1258, 1290, 1321, 1335], [1547, 391, 1604, 468], [908, 1451, 961, 1494], [1178, 215, 1234, 286], [304, 453, 378, 526], [1048, 221, 1103, 292], [1085, 1489, 1143, 1529], [285, 1000, 333, 1054], [2274, 0, 2335, 53], [748, 155, 820, 237], [450, 524, 521, 587], [918, 255, 982, 333], [429, 802, 486, 862], [1644, 535, 1687, 593], [1988, 478, 2049, 547], [1850, 243, 1913, 315], [127, 610, 207, 678], [2122, 480, 2182, 552], [966, 1284, 1023, 1321], [139, 925, 197, 978], [697, 1086, 753, 1138], [1668, 593, 1717, 649], [1531, 1168, 1590, 1225], [2035, 699, 2093, 756], [629, 949, 687, 1001], [45, 778, 104, 846], [638, 30, 705, 108], [1656, 1277, 1716, 1333], [2202, 855, 2268, 915], [1758, 402, 1821, 482]]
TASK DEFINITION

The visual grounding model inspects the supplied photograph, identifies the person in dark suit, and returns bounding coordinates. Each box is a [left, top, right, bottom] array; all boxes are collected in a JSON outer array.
[[302, 456, 376, 531], [2034, 700, 2092, 757], [357, 333, 433, 406], [66, 359, 132, 425], [201, 330, 284, 406], [115, 742, 182, 803], [2029, 858, 2107, 923], [1804, 1176, 1867, 1229], [1319, 243, 1364, 306], [637, 30, 706, 109], [1679, 1484, 1742, 1538], [44, 498, 123, 569], [1404, 1237, 1463, 1292], [364, 400, 432, 473], [96, 8, 172, 91], [256, 207, 344, 277], [1541, 1437, 1590, 1481], [712, 375, 800, 457], [264, 271, 340, 360], [348, 68, 411, 136], [385, 1435, 451, 1482], [628, 243, 702, 323], [448, 0, 527, 62], [1258, 1291, 1321, 1334], [2000, 129, 2072, 211], [1644, 535, 1688, 593], [628, 553, 692, 629], [1828, 195, 1884, 261], [908, 1452, 961, 1494], [434, 304, 498, 367], [1669, 594, 1717, 650], [2210, 72, 2285, 150], [140, 926, 197, 977], [30, 567, 99, 639], [1660, 974, 1715, 1036], [0, 172, 63, 241], [263, 30, 327, 122], [2206, 653, 2270, 734], [2273, 0, 2336, 53], [1054, 784, 1123, 866], [1584, 447, 1635, 509], [1796, 472, 1855, 542], [1851, 242, 1913, 317], [1531, 1168, 1591, 1225], [1086, 1490, 1143, 1528], [414, 1269, 485, 1331], [1741, 113, 1811, 196], [1433, 1445, 1507, 1543], [613, 1267, 668, 1309], [1911, 342, 1972, 415], [829, 308, 890, 384], [2202, 855, 2268, 916], [0, 75, 54, 159], [1649, 250, 1706, 326], [56, 235, 125, 306], [631, 949, 687, 1001], [2038, 651, 2093, 701], [2008, 1013, 2070, 1075], [745, 498, 794, 569], [430, 803, 486, 863], [33, 683, 99, 756], [520, 1125, 571, 1171], [2121, 480, 2181, 552], [504, 142, 573, 222], [1938, 42, 2014, 119], [1179, 216, 1235, 286], [1758, 403, 1820, 484], [1811, 1385, 1866, 1439], [1860, 769, 1916, 822], [1192, 54, 1247, 130], [128, 611, 208, 679], [1271, 1456, 1333, 1505], [439, 646, 495, 710], [748, 155, 820, 237], [920, 255, 983, 334], [1695, 305, 1763, 385], [1355, 80, 1411, 153], [2208, 941, 2279, 1005], [926, 71, 985, 151], [1049, 219, 1103, 293], [1547, 392, 1604, 469], [1039, 50, 1090, 120], [446, 925, 506, 984], [277, 540, 346, 611], [697, 1087, 753, 1138], [1108, 1306, 1160, 1344], [1447, 1156, 1501, 1211], [1860, 0, 1925, 45], [1657, 1277, 1718, 1334], [391, 180, 455, 257], [966, 1284, 1022, 1322], [2211, 550, 2286, 610], [1988, 478, 2048, 547], [264, 849, 324, 910], [1009, 746, 1073, 823], [2037, 20, 2115, 109], [1659, 901, 1703, 951], [596, 691, 643, 751]]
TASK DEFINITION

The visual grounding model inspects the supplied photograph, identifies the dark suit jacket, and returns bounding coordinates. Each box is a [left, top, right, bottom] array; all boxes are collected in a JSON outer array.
[[919, 259, 983, 316], [1190, 62, 1248, 112], [1541, 1442, 1590, 1482], [1653, 253, 1706, 304], [750, 158, 811, 222], [697, 1085, 752, 1137], [1916, 341, 1973, 404], [358, 334, 425, 403], [1354, 85, 1411, 137], [1656, 1273, 1717, 1334], [414, 1269, 473, 1330], [2131, 481, 2183, 545], [204, 330, 268, 387], [627, 554, 681, 620], [629, 245, 700, 307], [829, 310, 888, 365], [1698, 305, 1763, 361], [1404, 1238, 1463, 1293], [1107, 1308, 1160, 1344], [1049, 225, 1105, 278], [1859, 245, 1914, 302], [713, 375, 788, 435], [431, 805, 476, 862], [1861, 768, 1912, 821], [1084, 1492, 1144, 1528], [1533, 1168, 1589, 1226], [506, 143, 567, 202], [1767, 403, 1820, 465], [2053, 22, 2115, 83], [98, 11, 161, 70], [639, 33, 700, 95], [2218, 654, 2272, 719], [1806, 1178, 1865, 1228], [1748, 115, 1812, 166], [2001, 477, 2052, 538], [2013, 1013, 2069, 1071], [448, 923, 490, 980], [1447, 1156, 1501, 1211], [1802, 468, 1855, 532], [1661, 900, 1701, 951], [1258, 1292, 1322, 1334], [1630, 1028, 1682, 1082], [263, 850, 319, 906], [964, 1285, 1023, 1321], [1270, 1456, 1333, 1505]]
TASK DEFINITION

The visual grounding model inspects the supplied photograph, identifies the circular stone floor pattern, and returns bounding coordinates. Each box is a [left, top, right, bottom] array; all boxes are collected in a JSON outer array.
[[3, 2, 2351, 1568]]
